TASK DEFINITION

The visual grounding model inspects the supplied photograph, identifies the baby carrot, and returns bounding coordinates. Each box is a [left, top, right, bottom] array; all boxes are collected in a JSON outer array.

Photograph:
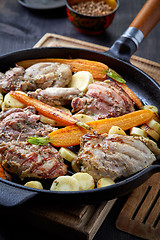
[[48, 109, 153, 147]]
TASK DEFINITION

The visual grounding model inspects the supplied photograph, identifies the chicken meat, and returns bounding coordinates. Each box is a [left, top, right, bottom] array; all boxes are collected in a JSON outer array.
[[71, 80, 135, 120], [72, 133, 160, 181], [28, 87, 83, 106], [0, 141, 67, 180], [0, 66, 26, 93], [0, 62, 72, 93], [23, 62, 72, 90], [0, 107, 56, 143], [0, 107, 68, 180]]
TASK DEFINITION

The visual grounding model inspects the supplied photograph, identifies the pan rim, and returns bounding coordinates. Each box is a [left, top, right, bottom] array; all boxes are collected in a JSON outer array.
[[0, 46, 159, 87], [0, 164, 159, 195]]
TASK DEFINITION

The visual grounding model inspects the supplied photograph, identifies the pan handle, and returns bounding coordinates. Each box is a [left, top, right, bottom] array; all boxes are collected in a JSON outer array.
[[130, 0, 160, 38], [0, 181, 37, 207], [108, 0, 160, 62]]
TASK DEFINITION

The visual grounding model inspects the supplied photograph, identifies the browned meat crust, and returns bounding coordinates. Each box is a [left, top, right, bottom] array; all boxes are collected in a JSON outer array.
[[0, 66, 27, 93], [23, 62, 72, 90], [0, 107, 56, 143], [71, 81, 135, 120], [0, 62, 72, 93], [0, 141, 67, 180], [72, 134, 159, 181], [0, 107, 68, 180]]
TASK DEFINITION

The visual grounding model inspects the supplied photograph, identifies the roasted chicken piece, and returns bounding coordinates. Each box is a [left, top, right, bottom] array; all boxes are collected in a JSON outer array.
[[0, 107, 56, 143], [0, 66, 26, 93], [0, 141, 67, 180], [72, 133, 160, 181], [0, 62, 72, 93], [28, 87, 83, 106], [71, 81, 135, 120], [23, 62, 72, 90], [0, 107, 67, 180]]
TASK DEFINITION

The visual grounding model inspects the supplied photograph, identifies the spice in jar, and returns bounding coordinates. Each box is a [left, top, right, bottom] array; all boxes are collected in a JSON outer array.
[[71, 1, 114, 16]]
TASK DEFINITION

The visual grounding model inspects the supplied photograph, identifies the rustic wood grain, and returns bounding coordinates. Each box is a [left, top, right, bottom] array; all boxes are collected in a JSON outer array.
[[0, 199, 116, 240], [116, 173, 160, 240]]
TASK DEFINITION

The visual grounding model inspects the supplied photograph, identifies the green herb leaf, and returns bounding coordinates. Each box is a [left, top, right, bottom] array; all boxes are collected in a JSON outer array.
[[106, 68, 126, 83], [27, 136, 51, 146], [76, 121, 92, 130]]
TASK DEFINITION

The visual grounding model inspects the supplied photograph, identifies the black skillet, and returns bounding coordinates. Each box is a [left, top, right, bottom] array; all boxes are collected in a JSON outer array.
[[0, 0, 160, 207]]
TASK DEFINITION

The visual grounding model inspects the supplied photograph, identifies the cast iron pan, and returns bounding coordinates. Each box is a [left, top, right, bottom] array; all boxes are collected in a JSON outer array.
[[0, 0, 160, 207]]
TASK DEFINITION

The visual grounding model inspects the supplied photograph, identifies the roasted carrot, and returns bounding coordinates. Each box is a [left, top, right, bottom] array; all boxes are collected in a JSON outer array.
[[118, 83, 143, 108], [49, 109, 153, 147], [28, 109, 153, 147], [17, 58, 125, 83], [0, 163, 6, 179], [10, 91, 89, 128]]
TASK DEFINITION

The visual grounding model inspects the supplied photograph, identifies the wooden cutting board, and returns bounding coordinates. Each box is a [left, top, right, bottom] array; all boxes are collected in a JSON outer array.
[[116, 172, 160, 240], [6, 199, 115, 240], [28, 33, 159, 240], [0, 197, 116, 240]]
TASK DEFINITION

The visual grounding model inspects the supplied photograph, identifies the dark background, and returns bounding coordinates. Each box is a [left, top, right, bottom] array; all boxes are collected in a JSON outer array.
[[0, 0, 159, 240], [0, 0, 159, 62]]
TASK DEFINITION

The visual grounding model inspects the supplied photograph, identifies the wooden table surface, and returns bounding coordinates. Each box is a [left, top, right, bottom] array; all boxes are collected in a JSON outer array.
[[0, 1, 159, 240]]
